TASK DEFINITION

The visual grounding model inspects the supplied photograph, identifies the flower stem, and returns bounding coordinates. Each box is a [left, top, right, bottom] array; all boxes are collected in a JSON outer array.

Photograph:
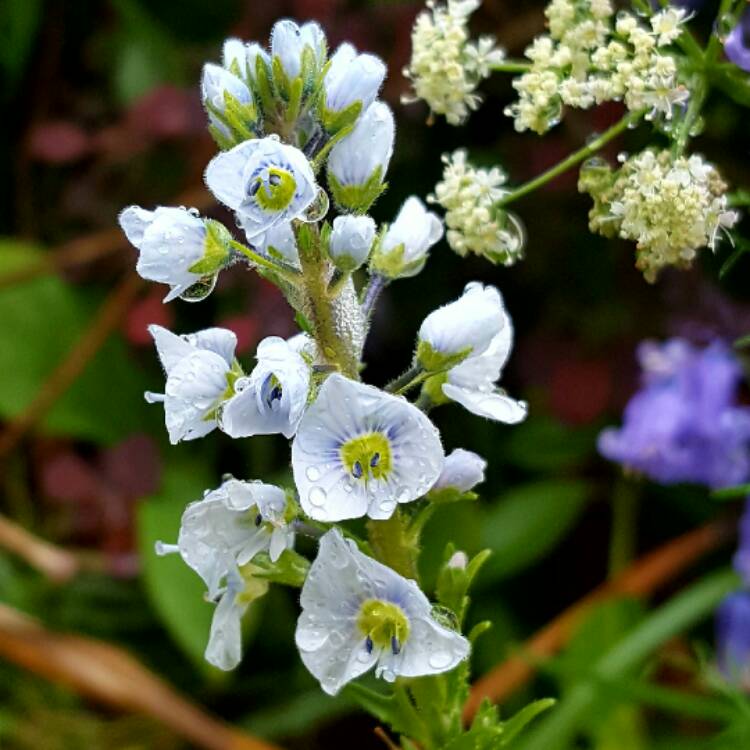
[[672, 74, 707, 157], [608, 480, 639, 578], [497, 109, 645, 208], [385, 364, 423, 394], [489, 60, 531, 73], [228, 240, 300, 282], [361, 272, 388, 318]]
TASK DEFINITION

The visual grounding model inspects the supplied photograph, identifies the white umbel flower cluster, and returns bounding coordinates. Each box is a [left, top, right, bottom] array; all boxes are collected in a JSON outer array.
[[403, 0, 505, 125], [430, 150, 524, 265], [579, 149, 739, 282], [506, 1, 688, 134]]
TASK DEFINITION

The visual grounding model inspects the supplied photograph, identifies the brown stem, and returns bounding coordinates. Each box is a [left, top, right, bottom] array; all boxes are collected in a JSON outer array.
[[0, 272, 144, 460], [463, 518, 734, 722], [0, 603, 282, 750]]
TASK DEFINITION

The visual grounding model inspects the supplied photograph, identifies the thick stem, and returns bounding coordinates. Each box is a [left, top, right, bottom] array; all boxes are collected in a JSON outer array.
[[297, 232, 360, 379], [497, 109, 645, 208]]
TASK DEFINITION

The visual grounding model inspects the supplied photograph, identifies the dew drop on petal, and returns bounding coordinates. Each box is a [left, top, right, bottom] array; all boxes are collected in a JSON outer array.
[[308, 486, 327, 506], [306, 466, 321, 482], [179, 274, 218, 303], [300, 187, 329, 223], [428, 650, 453, 670]]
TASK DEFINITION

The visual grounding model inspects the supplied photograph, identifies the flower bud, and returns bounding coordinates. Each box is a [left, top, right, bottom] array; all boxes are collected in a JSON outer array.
[[270, 19, 326, 81], [322, 43, 386, 128], [327, 101, 394, 212], [417, 282, 505, 370], [222, 38, 247, 75], [431, 449, 486, 494], [201, 63, 254, 141], [328, 215, 376, 271], [119, 206, 231, 302], [371, 196, 443, 279]]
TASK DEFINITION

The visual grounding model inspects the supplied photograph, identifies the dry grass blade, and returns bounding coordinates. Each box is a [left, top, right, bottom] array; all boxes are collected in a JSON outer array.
[[0, 603, 283, 750], [0, 271, 143, 460], [464, 518, 734, 722]]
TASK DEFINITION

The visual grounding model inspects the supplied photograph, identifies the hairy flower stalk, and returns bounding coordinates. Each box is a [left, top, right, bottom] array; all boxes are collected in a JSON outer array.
[[118, 16, 540, 743]]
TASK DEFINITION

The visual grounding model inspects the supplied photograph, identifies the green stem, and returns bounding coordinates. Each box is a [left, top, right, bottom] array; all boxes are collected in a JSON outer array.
[[608, 480, 639, 578], [367, 511, 420, 580], [385, 365, 424, 394], [705, 0, 742, 63], [672, 74, 707, 157], [297, 231, 360, 379], [497, 109, 645, 208], [515, 568, 740, 750], [489, 60, 531, 74], [229, 239, 300, 282]]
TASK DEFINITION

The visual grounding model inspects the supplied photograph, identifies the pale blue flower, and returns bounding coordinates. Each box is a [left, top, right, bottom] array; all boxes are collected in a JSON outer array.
[[323, 43, 386, 114], [329, 215, 376, 270], [270, 19, 326, 80]]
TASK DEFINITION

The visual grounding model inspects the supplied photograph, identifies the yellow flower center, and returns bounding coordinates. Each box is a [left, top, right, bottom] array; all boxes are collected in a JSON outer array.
[[340, 432, 392, 481], [252, 167, 297, 212], [357, 599, 410, 655]]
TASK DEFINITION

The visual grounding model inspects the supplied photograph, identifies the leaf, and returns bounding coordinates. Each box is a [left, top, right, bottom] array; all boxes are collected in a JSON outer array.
[[136, 462, 216, 669], [0, 240, 155, 443], [478, 480, 590, 585], [500, 698, 556, 745], [0, 0, 42, 92], [503, 416, 597, 472]]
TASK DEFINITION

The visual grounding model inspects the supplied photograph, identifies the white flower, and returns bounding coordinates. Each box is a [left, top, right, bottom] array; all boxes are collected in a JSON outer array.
[[220, 336, 311, 439], [329, 215, 376, 271], [327, 101, 395, 188], [650, 8, 687, 46], [323, 43, 386, 114], [431, 448, 486, 493], [374, 196, 444, 278], [431, 150, 524, 265], [271, 19, 326, 80], [246, 42, 271, 82], [292, 373, 444, 521], [222, 38, 247, 72], [404, 0, 505, 125], [201, 63, 253, 136], [205, 137, 317, 240], [157, 478, 293, 670], [442, 321, 528, 424], [418, 282, 505, 369], [119, 206, 214, 302], [250, 221, 300, 267], [295, 529, 470, 695], [145, 325, 238, 444]]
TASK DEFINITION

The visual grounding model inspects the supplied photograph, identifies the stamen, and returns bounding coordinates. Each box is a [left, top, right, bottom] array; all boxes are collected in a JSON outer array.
[[249, 180, 261, 196], [254, 514, 263, 527], [352, 461, 363, 479], [370, 452, 380, 468], [391, 636, 401, 655], [365, 635, 374, 654], [269, 173, 281, 186]]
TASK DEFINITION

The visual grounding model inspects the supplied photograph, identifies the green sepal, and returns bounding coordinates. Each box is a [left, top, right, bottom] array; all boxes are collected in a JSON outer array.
[[253, 54, 275, 116], [435, 546, 492, 623], [204, 93, 256, 148], [188, 219, 232, 275], [251, 548, 310, 588], [294, 310, 314, 336], [427, 487, 479, 505], [499, 698, 556, 746], [342, 683, 417, 739], [468, 620, 492, 643], [299, 45, 321, 97], [294, 221, 318, 261], [416, 339, 472, 373], [207, 123, 233, 150], [284, 75, 304, 124], [320, 99, 362, 134], [327, 166, 387, 214], [369, 228, 427, 280], [237, 563, 271, 605], [421, 373, 449, 405], [271, 54, 293, 100]]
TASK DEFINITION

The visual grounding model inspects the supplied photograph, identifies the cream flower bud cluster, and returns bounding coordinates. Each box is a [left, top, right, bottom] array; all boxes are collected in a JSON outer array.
[[580, 149, 739, 282], [506, 0, 688, 134], [403, 0, 505, 125], [430, 150, 524, 265]]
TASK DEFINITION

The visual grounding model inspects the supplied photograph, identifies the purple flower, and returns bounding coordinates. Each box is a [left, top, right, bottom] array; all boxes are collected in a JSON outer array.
[[716, 592, 750, 687], [598, 338, 750, 490], [725, 9, 750, 72], [734, 501, 750, 585]]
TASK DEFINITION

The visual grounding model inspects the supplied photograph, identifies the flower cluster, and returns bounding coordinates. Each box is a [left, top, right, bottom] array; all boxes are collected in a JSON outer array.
[[403, 0, 505, 124], [599, 338, 750, 490], [430, 149, 525, 265], [506, 1, 688, 134], [118, 19, 528, 708], [579, 149, 738, 282]]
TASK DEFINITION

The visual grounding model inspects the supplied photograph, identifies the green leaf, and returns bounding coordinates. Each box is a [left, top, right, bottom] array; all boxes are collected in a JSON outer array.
[[0, 240, 155, 443], [712, 483, 750, 501], [478, 479, 589, 585], [500, 698, 556, 746], [136, 462, 217, 670], [503, 416, 597, 472], [0, 0, 42, 92]]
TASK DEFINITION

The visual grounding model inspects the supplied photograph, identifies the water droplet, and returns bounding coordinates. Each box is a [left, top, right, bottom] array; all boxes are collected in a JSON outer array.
[[306, 466, 321, 481], [428, 650, 453, 670], [379, 499, 396, 514], [396, 487, 410, 504], [179, 274, 218, 303], [308, 486, 327, 506], [300, 187, 329, 223]]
